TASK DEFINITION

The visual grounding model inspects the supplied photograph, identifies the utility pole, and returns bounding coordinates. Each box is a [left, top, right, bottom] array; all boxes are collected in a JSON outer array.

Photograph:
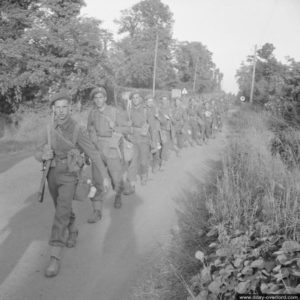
[[152, 30, 159, 98], [193, 55, 199, 93], [250, 44, 257, 104]]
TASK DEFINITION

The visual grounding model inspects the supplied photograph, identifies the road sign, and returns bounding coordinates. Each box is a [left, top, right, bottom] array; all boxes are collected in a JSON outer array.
[[182, 88, 188, 95], [240, 96, 245, 102]]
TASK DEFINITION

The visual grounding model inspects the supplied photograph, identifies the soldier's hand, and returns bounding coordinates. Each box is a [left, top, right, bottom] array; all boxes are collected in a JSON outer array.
[[103, 178, 110, 193], [42, 145, 54, 161]]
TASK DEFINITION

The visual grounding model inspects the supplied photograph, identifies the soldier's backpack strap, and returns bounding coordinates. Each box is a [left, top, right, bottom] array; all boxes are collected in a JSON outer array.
[[52, 123, 80, 149], [72, 123, 81, 146]]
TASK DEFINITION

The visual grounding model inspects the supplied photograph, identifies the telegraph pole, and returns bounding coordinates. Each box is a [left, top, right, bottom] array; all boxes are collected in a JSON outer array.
[[193, 55, 199, 93], [250, 44, 257, 104], [152, 30, 159, 98]]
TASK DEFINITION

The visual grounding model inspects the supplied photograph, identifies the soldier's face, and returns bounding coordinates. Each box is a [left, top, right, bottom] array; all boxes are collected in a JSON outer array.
[[93, 92, 107, 108], [132, 94, 140, 106], [147, 98, 154, 107], [54, 99, 71, 121]]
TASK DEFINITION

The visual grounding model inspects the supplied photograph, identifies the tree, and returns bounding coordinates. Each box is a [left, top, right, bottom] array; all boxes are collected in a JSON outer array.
[[236, 43, 300, 109], [114, 0, 176, 89], [174, 41, 219, 93], [236, 43, 286, 104], [0, 0, 114, 112]]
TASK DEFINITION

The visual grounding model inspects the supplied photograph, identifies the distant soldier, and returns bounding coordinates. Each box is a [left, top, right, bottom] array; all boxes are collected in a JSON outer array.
[[145, 95, 162, 173], [196, 101, 207, 144], [171, 97, 187, 149], [157, 96, 175, 165], [87, 87, 125, 222], [127, 92, 151, 186], [35, 92, 110, 277], [203, 102, 213, 139], [187, 98, 202, 145], [114, 92, 135, 195]]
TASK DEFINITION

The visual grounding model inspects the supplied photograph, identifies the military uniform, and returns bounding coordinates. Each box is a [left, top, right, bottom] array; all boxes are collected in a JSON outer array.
[[127, 104, 150, 185], [35, 108, 109, 277], [187, 102, 202, 145], [146, 104, 162, 173], [196, 103, 207, 143], [157, 106, 173, 162], [203, 103, 213, 139], [172, 104, 187, 149], [87, 104, 124, 209]]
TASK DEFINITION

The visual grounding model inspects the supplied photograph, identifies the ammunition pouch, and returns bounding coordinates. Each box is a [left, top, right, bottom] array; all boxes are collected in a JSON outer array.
[[67, 148, 85, 173]]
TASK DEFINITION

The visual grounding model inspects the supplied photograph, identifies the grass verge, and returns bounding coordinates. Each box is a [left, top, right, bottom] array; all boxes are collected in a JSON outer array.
[[128, 106, 300, 299]]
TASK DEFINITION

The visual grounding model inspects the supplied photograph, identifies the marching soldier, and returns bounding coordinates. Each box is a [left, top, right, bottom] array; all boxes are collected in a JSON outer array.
[[196, 101, 207, 144], [156, 96, 175, 165], [127, 92, 151, 186], [171, 97, 187, 149], [187, 98, 202, 145], [203, 101, 213, 139], [35, 92, 110, 277], [87, 87, 125, 223], [145, 95, 162, 173]]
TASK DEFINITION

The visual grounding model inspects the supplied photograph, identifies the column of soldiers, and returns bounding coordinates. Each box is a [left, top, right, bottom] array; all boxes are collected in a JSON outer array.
[[35, 87, 227, 278]]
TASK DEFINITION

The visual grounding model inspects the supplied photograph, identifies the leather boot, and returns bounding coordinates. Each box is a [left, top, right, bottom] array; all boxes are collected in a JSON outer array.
[[87, 209, 102, 223], [123, 180, 135, 196], [87, 201, 102, 223], [45, 246, 62, 278], [114, 192, 122, 209]]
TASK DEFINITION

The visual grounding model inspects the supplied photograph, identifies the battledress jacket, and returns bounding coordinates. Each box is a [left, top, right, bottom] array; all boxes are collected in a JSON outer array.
[[35, 116, 109, 180]]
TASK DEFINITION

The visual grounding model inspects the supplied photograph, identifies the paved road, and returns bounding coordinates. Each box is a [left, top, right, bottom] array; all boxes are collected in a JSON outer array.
[[0, 128, 227, 300]]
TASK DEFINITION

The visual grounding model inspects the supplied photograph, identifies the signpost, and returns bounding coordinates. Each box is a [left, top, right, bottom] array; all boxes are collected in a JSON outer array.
[[182, 88, 188, 95]]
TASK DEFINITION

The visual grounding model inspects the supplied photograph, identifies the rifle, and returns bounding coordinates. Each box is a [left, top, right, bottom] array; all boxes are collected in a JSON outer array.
[[37, 109, 54, 203]]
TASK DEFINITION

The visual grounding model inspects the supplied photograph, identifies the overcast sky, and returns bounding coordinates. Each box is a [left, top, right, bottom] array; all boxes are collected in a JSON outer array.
[[81, 0, 300, 94]]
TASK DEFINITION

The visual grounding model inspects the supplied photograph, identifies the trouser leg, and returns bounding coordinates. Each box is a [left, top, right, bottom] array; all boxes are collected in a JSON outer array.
[[48, 171, 77, 248], [106, 157, 123, 193], [127, 144, 139, 183], [139, 141, 150, 176], [176, 132, 184, 148], [106, 156, 124, 208], [91, 162, 105, 206], [152, 150, 161, 172]]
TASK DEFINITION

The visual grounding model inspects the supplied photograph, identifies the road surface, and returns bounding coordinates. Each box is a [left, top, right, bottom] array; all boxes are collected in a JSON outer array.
[[0, 128, 227, 300]]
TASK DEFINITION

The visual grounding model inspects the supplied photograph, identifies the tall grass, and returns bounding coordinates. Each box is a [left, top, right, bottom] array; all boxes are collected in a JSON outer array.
[[128, 106, 300, 299], [209, 108, 300, 239]]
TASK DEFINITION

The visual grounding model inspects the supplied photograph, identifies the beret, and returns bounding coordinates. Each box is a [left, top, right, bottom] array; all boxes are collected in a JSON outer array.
[[90, 87, 107, 100], [50, 92, 72, 107]]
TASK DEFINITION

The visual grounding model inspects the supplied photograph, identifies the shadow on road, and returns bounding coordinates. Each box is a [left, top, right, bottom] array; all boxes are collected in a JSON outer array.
[[0, 191, 52, 285]]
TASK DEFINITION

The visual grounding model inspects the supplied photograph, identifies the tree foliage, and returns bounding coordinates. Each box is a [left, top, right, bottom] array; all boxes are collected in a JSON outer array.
[[0, 0, 222, 113], [236, 43, 300, 105], [174, 41, 221, 93], [113, 0, 176, 89], [0, 0, 112, 113]]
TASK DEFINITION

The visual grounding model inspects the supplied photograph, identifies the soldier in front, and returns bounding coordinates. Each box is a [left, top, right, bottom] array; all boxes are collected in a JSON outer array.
[[35, 92, 110, 278]]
